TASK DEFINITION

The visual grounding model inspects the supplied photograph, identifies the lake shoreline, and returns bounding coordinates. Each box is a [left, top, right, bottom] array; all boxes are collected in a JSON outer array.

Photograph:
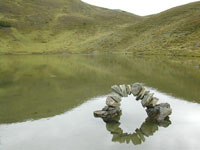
[[0, 51, 200, 58]]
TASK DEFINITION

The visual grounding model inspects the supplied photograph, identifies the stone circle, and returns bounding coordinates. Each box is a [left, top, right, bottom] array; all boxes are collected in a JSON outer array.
[[94, 83, 172, 123]]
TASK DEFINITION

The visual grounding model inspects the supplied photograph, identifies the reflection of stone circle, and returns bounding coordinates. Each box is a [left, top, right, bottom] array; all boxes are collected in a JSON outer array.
[[94, 83, 172, 122], [106, 116, 171, 145]]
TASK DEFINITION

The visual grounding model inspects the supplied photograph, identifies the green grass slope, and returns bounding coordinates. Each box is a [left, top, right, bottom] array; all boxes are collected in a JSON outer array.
[[0, 0, 199, 56], [84, 1, 200, 56], [0, 0, 140, 54]]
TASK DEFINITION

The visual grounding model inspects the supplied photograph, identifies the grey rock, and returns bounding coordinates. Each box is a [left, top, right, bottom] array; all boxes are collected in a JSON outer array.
[[94, 110, 108, 118], [136, 87, 145, 100], [120, 84, 128, 97], [107, 106, 121, 114], [102, 106, 109, 111], [141, 93, 154, 107], [126, 85, 132, 95], [146, 103, 172, 122], [106, 97, 121, 107], [94, 106, 121, 121], [147, 97, 158, 107], [111, 85, 123, 97], [145, 107, 159, 121], [111, 92, 122, 97], [109, 95, 121, 103], [140, 88, 146, 99], [144, 90, 150, 96], [131, 83, 142, 96], [157, 103, 172, 122]]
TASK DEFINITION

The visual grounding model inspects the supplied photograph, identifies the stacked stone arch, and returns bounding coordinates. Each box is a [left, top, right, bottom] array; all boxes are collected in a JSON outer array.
[[94, 83, 172, 123]]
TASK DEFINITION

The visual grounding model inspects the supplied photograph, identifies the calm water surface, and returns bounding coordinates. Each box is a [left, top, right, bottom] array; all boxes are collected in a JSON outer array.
[[0, 54, 200, 150]]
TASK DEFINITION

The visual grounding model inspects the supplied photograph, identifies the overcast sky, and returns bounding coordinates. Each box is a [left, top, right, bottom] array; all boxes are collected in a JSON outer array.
[[82, 0, 199, 16]]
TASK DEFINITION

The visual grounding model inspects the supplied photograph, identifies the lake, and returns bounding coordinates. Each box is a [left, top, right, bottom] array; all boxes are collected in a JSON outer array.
[[0, 54, 200, 150]]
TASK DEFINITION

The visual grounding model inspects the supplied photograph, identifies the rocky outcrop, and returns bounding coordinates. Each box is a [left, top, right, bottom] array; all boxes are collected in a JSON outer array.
[[94, 83, 172, 123]]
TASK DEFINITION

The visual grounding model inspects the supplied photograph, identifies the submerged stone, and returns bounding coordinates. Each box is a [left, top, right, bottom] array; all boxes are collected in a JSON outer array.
[[131, 83, 142, 96]]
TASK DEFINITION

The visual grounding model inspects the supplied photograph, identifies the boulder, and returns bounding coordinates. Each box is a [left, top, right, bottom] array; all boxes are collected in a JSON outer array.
[[146, 103, 172, 122]]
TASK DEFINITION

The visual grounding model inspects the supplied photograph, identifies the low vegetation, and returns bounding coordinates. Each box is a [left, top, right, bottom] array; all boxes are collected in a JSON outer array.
[[0, 20, 11, 27], [0, 0, 199, 56]]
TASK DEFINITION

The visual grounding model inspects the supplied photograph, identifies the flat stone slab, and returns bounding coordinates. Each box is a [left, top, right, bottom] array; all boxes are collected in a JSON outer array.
[[111, 85, 123, 97], [94, 110, 108, 118], [141, 93, 154, 107], [136, 87, 145, 100], [126, 85, 132, 95], [120, 84, 128, 97], [109, 95, 121, 103], [106, 97, 121, 107]]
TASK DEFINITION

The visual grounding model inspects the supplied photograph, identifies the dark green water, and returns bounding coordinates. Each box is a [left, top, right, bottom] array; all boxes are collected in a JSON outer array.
[[0, 54, 200, 150]]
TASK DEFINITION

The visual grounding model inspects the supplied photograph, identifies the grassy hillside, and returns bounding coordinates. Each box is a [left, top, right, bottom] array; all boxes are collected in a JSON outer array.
[[0, 0, 140, 54], [82, 1, 200, 56], [0, 0, 199, 56]]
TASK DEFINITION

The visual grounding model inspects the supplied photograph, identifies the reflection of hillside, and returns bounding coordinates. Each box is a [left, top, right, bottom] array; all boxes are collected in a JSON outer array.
[[105, 116, 171, 145], [0, 55, 200, 123]]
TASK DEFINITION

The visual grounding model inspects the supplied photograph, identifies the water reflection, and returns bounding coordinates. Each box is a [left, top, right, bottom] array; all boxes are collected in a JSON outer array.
[[0, 91, 199, 150], [0, 54, 200, 123], [103, 114, 171, 145]]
